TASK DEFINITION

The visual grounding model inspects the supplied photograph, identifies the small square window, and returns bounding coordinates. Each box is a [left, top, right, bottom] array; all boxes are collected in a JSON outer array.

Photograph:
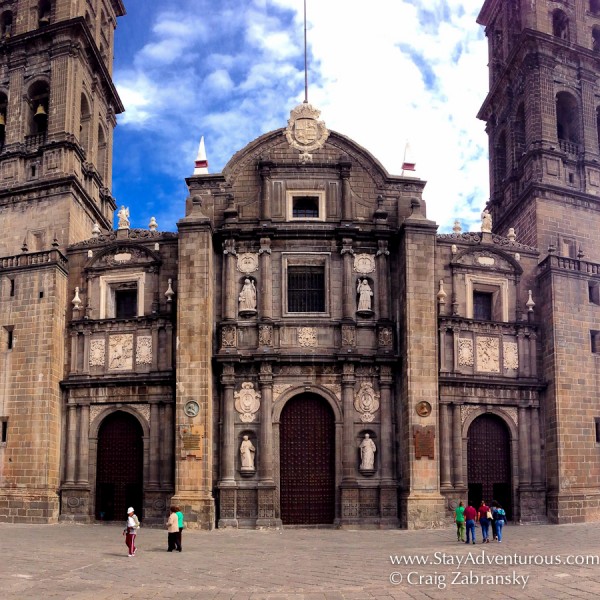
[[287, 191, 325, 221]]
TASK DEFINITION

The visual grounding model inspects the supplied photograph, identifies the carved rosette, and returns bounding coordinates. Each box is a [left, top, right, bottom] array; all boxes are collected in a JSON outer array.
[[236, 253, 259, 274], [378, 327, 393, 348], [353, 254, 375, 274], [476, 336, 500, 372], [457, 338, 474, 367], [354, 382, 380, 423], [258, 324, 273, 346], [234, 382, 261, 422], [221, 325, 237, 348], [503, 342, 518, 370], [298, 327, 317, 347], [89, 339, 106, 368], [108, 334, 134, 371], [135, 336, 152, 365]]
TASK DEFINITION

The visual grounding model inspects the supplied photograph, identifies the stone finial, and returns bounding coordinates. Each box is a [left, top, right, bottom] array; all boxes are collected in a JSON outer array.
[[165, 278, 175, 302], [578, 246, 585, 259], [452, 220, 462, 233], [87, 250, 93, 258], [117, 206, 130, 230], [526, 289, 535, 312], [148, 216, 158, 231], [92, 222, 101, 238], [451, 244, 458, 255], [437, 280, 447, 305], [52, 236, 59, 248], [481, 209, 492, 233], [72, 287, 82, 312], [193, 136, 209, 175], [21, 237, 28, 253], [507, 227, 516, 241]]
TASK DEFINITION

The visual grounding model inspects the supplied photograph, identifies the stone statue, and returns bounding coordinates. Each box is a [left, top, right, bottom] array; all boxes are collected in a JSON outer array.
[[238, 278, 257, 312], [359, 433, 376, 470], [240, 435, 255, 470], [117, 205, 130, 229], [481, 209, 492, 233], [357, 279, 373, 312]]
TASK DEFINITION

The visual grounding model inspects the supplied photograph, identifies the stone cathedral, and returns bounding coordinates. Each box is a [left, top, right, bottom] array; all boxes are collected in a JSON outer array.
[[1, 0, 599, 529]]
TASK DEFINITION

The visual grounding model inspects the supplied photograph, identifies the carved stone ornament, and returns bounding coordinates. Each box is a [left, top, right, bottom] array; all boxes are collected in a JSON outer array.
[[353, 253, 375, 274], [457, 338, 474, 367], [298, 327, 317, 347], [234, 382, 261, 423], [184, 401, 200, 417], [135, 336, 152, 365], [273, 383, 293, 400], [378, 327, 393, 347], [341, 325, 356, 347], [237, 253, 259, 274], [285, 102, 330, 154], [415, 401, 432, 418], [354, 382, 380, 423], [476, 336, 500, 373], [503, 342, 519, 370], [221, 325, 237, 348], [258, 324, 273, 346], [460, 404, 479, 425], [108, 334, 133, 371], [89, 339, 106, 368]]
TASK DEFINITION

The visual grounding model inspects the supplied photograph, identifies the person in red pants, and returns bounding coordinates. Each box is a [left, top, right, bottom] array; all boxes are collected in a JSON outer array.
[[123, 507, 139, 557]]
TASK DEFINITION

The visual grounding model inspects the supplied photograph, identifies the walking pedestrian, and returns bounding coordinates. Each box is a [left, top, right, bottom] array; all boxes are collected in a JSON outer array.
[[492, 503, 507, 542], [490, 499, 499, 540], [478, 500, 491, 543], [175, 506, 184, 552], [454, 501, 466, 542], [166, 506, 179, 552], [123, 507, 140, 557], [464, 502, 477, 545]]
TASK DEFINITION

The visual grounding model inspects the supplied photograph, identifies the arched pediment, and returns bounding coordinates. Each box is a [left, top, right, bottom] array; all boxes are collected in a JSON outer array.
[[452, 246, 523, 275], [85, 242, 161, 272]]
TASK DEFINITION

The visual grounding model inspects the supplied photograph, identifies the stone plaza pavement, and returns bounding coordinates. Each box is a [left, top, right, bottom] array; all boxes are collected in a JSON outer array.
[[1, 522, 599, 599]]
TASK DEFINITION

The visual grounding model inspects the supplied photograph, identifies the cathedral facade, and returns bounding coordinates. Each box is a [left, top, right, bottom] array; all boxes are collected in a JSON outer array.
[[0, 0, 599, 528]]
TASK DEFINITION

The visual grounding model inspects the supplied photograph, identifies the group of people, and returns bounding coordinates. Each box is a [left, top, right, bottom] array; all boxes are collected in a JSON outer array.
[[123, 505, 185, 557], [454, 500, 507, 544]]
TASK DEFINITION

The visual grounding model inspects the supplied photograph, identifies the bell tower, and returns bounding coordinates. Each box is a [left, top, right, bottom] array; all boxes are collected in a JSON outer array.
[[0, 0, 125, 523], [478, 1, 600, 524]]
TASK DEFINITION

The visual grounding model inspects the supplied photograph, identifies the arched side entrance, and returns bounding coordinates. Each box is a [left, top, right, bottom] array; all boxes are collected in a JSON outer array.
[[467, 413, 512, 519], [95, 411, 144, 521], [279, 393, 335, 525]]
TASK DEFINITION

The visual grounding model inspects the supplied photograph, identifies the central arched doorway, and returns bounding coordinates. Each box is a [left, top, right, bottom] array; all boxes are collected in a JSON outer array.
[[279, 393, 335, 525], [467, 413, 512, 519], [95, 411, 144, 521]]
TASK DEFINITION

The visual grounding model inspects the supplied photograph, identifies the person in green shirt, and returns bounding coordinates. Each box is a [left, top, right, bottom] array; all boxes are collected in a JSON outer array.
[[454, 501, 465, 542], [175, 506, 184, 552]]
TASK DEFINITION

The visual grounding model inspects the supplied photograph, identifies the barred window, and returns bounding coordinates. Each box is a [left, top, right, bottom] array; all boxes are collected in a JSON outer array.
[[292, 196, 319, 218], [473, 291, 493, 321], [287, 266, 325, 312], [115, 286, 138, 319]]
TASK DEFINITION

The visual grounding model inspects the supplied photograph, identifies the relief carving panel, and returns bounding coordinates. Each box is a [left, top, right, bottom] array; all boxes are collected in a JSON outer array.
[[108, 334, 134, 371], [476, 336, 500, 373], [89, 339, 106, 368], [136, 336, 152, 365]]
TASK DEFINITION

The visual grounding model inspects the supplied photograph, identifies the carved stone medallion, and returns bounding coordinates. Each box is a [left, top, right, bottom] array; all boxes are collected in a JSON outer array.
[[234, 382, 261, 422], [221, 325, 237, 348], [108, 334, 133, 371], [259, 324, 273, 346], [378, 327, 393, 347], [285, 103, 329, 154], [298, 327, 317, 347], [354, 382, 380, 422], [237, 253, 259, 274], [353, 253, 375, 274], [341, 325, 356, 347], [415, 401, 432, 418]]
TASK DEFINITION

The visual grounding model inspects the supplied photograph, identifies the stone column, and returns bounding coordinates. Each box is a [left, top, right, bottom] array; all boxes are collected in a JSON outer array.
[[259, 161, 274, 221], [340, 362, 359, 525], [220, 365, 236, 484], [259, 238, 272, 320], [452, 403, 464, 487], [70, 331, 79, 373], [82, 330, 91, 374], [378, 365, 398, 525], [340, 161, 352, 221], [76, 404, 90, 484], [518, 406, 531, 486], [65, 403, 78, 484], [376, 240, 390, 319], [341, 239, 354, 320], [149, 401, 160, 488], [530, 406, 542, 486], [223, 239, 237, 321], [440, 403, 452, 489]]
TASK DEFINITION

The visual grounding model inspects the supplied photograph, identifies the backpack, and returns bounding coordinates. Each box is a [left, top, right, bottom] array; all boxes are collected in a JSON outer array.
[[496, 508, 506, 522]]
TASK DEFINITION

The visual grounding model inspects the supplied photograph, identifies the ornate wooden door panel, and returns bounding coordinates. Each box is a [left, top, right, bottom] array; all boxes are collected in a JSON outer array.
[[95, 411, 143, 521], [280, 394, 335, 525], [467, 414, 512, 518]]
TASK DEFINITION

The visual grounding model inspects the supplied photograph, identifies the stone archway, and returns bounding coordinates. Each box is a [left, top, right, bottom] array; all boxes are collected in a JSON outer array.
[[279, 393, 335, 525], [467, 413, 512, 519], [95, 411, 144, 521]]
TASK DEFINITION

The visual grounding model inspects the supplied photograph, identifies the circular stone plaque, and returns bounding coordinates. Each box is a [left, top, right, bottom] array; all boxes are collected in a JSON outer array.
[[415, 401, 432, 418], [184, 401, 200, 417]]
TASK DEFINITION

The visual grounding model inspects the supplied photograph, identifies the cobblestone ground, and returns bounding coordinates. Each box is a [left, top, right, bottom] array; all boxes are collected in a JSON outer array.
[[1, 522, 599, 599]]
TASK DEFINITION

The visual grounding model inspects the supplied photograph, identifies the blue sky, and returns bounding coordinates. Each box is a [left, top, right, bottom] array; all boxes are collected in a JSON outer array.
[[112, 0, 489, 233]]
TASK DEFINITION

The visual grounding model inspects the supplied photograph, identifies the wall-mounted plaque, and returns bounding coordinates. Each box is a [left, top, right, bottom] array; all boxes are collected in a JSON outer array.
[[413, 425, 435, 460], [183, 401, 199, 417], [415, 401, 432, 418], [179, 424, 204, 459]]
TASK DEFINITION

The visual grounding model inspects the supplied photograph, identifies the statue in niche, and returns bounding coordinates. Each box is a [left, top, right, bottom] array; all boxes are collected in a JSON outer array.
[[356, 279, 373, 313], [238, 278, 257, 313], [240, 435, 256, 471], [481, 209, 492, 233], [359, 434, 376, 471], [117, 205, 130, 229]]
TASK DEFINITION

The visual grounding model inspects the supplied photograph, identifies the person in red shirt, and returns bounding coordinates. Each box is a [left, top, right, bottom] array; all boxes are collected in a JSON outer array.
[[464, 503, 477, 544], [478, 500, 491, 543]]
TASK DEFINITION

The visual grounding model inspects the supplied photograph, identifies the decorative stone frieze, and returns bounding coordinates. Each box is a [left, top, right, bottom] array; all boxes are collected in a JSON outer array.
[[476, 336, 500, 372], [354, 382, 380, 422], [108, 334, 134, 371], [89, 339, 106, 367], [234, 382, 261, 422], [135, 336, 152, 365]]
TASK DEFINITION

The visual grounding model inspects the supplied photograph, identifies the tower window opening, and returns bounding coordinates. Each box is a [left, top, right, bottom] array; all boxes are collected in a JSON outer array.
[[594, 27, 600, 52], [556, 92, 580, 150], [473, 292, 493, 321], [38, 1, 52, 28], [5, 326, 14, 350], [595, 418, 600, 443], [1, 11, 12, 38], [514, 104, 526, 157], [1, 418, 7, 444], [495, 131, 507, 185], [552, 10, 569, 41], [589, 282, 600, 305], [591, 330, 600, 353], [9, 278, 15, 297]]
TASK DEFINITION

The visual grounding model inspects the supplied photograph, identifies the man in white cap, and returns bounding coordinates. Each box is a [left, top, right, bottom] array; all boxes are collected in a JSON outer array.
[[123, 507, 140, 557]]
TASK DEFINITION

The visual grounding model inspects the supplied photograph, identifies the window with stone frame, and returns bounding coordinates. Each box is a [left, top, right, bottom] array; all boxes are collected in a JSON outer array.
[[596, 418, 600, 443], [592, 1, 600, 17], [552, 9, 569, 41], [591, 330, 600, 353], [589, 281, 600, 305], [473, 291, 493, 321], [0, 418, 7, 445], [465, 275, 508, 322], [3, 326, 13, 350], [287, 190, 325, 221], [114, 284, 138, 319], [561, 236, 577, 259], [98, 272, 146, 319], [283, 253, 329, 316]]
